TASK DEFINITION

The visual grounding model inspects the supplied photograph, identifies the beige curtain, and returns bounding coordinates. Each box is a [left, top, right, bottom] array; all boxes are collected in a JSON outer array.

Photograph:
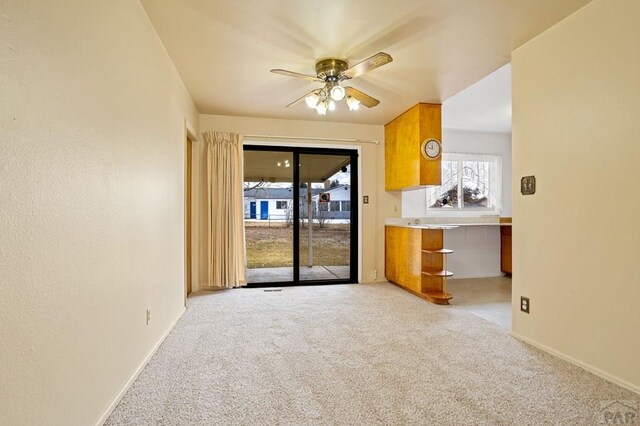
[[204, 131, 246, 288]]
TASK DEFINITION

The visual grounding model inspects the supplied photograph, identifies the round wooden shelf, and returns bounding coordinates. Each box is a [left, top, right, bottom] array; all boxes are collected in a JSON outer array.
[[423, 291, 453, 305], [422, 270, 454, 277], [421, 249, 453, 254]]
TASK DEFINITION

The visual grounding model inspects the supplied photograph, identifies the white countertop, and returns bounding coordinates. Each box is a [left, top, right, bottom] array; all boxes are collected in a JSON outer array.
[[385, 217, 511, 229], [385, 223, 511, 229], [390, 224, 461, 229]]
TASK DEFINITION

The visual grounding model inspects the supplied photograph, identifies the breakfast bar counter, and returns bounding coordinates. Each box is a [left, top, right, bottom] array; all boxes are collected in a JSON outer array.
[[384, 217, 512, 304]]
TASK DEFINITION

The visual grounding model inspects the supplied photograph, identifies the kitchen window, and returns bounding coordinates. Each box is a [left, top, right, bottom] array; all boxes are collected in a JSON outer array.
[[426, 153, 502, 213]]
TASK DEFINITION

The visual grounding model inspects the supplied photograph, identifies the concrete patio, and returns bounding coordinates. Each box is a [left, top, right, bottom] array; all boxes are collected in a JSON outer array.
[[246, 266, 350, 283]]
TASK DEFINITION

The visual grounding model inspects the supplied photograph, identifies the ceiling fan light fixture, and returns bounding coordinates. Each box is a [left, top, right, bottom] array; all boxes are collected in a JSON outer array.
[[273, 52, 391, 113], [316, 100, 328, 115], [346, 96, 360, 111], [304, 92, 320, 109], [330, 85, 345, 101]]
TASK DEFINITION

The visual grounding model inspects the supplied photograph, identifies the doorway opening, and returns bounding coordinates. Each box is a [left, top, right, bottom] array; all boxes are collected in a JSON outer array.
[[243, 145, 358, 286]]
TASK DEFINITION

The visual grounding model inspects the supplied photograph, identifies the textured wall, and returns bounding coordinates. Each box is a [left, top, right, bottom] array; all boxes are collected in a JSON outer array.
[[512, 0, 640, 392], [0, 1, 198, 424]]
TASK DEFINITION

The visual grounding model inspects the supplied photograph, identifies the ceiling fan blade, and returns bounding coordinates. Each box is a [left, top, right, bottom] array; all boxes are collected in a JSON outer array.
[[344, 87, 380, 108], [340, 52, 393, 79], [285, 89, 320, 108], [270, 69, 324, 83]]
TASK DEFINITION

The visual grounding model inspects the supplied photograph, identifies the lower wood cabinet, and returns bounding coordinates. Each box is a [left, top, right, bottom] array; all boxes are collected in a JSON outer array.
[[500, 226, 512, 275], [385, 226, 453, 305]]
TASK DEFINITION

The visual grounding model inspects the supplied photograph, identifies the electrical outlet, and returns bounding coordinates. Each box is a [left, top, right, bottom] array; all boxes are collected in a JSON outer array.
[[363, 195, 369, 204], [520, 297, 530, 314], [146, 308, 151, 325]]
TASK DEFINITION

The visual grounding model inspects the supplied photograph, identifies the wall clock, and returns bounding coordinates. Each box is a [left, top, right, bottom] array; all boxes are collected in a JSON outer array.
[[421, 138, 441, 160]]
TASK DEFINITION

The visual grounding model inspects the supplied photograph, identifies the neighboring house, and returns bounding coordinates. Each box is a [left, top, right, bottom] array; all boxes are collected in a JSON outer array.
[[243, 185, 351, 220], [311, 185, 351, 220], [243, 187, 317, 220]]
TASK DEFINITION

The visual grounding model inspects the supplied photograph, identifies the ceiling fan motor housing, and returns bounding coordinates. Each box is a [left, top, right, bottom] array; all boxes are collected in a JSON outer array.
[[315, 59, 348, 82]]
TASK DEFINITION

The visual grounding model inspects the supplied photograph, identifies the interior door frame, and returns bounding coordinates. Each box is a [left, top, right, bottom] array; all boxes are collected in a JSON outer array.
[[184, 120, 197, 304], [243, 144, 359, 287]]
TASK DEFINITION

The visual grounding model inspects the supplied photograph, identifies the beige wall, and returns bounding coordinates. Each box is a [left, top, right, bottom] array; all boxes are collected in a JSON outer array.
[[194, 114, 400, 291], [512, 0, 640, 392], [0, 1, 199, 425]]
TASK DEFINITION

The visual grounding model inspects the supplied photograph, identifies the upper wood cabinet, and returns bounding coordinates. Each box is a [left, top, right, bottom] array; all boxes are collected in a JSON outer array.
[[385, 103, 442, 191]]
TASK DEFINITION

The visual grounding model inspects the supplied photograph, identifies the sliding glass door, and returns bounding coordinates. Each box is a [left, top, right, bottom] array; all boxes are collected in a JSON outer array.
[[297, 152, 354, 282], [243, 149, 294, 284], [243, 146, 358, 286]]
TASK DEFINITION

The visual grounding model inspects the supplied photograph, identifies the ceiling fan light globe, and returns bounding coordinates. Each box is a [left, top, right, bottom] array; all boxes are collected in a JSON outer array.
[[328, 100, 336, 111], [330, 85, 346, 101], [305, 93, 320, 109], [346, 96, 360, 111], [316, 100, 328, 115]]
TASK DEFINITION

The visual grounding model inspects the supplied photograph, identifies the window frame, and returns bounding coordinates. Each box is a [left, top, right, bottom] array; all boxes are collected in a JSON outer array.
[[426, 153, 502, 216]]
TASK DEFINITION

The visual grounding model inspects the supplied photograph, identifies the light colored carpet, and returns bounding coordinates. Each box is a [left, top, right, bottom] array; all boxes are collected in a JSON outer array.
[[106, 282, 638, 425]]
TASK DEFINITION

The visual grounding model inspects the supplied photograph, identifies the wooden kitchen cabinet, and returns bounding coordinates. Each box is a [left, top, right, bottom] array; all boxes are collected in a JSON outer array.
[[500, 225, 512, 275], [384, 103, 442, 191], [385, 225, 453, 305]]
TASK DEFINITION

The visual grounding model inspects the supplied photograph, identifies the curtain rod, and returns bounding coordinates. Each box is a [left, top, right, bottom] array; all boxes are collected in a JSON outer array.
[[243, 134, 379, 145]]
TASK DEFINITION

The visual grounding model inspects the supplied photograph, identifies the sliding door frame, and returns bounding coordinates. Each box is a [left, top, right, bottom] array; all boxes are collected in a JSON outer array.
[[243, 144, 358, 287]]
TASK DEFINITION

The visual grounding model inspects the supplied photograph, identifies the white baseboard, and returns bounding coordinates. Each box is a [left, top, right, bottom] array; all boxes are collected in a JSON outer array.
[[96, 307, 186, 425], [510, 331, 639, 396]]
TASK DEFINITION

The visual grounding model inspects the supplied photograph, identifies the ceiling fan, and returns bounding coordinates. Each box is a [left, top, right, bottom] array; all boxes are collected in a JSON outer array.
[[270, 52, 393, 115]]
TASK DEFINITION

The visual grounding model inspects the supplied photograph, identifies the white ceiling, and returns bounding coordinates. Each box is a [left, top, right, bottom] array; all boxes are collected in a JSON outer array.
[[141, 0, 590, 125], [443, 63, 512, 133]]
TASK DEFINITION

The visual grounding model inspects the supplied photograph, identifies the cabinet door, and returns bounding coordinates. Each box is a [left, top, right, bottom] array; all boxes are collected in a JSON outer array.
[[385, 226, 422, 292], [500, 226, 512, 274], [385, 227, 398, 283]]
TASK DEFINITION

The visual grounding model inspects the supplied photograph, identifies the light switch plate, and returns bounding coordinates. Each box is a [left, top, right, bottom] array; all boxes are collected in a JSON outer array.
[[521, 176, 536, 195]]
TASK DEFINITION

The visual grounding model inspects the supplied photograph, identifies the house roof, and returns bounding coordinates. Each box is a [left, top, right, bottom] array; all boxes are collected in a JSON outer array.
[[321, 184, 350, 193], [244, 187, 324, 200]]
